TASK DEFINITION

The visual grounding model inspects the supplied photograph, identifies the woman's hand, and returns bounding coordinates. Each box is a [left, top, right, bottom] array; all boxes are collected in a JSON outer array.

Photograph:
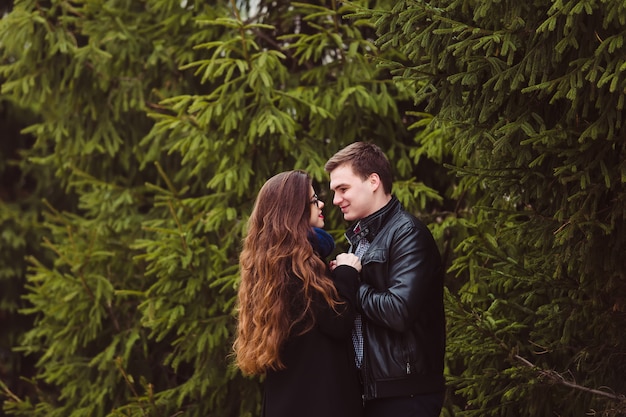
[[333, 253, 362, 273]]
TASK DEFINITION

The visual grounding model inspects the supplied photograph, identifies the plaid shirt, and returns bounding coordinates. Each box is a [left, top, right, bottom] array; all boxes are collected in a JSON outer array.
[[352, 237, 370, 369]]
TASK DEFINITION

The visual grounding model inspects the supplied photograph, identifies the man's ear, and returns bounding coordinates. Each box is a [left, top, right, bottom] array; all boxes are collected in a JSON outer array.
[[369, 173, 382, 192]]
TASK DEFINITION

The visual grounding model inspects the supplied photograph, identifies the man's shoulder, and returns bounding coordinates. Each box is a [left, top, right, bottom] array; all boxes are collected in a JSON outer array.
[[388, 207, 427, 230]]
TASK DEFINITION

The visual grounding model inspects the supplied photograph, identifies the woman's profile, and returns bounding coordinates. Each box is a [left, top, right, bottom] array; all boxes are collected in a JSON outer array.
[[234, 170, 363, 417]]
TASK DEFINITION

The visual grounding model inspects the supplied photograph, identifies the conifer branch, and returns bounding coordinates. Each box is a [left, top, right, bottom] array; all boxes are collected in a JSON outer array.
[[42, 236, 73, 268], [467, 303, 626, 405], [230, 0, 251, 64], [154, 161, 179, 196], [250, 28, 296, 62], [0, 379, 22, 404], [442, 188, 467, 268], [513, 354, 626, 403], [330, 0, 345, 63], [75, 230, 98, 302], [168, 200, 191, 260], [330, 0, 341, 36], [115, 357, 142, 400]]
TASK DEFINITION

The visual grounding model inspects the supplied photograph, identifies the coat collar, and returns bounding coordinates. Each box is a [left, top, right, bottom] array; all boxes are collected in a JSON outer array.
[[345, 196, 400, 246]]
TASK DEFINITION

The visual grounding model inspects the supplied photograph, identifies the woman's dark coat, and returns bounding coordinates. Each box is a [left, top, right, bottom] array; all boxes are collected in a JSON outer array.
[[262, 264, 363, 417]]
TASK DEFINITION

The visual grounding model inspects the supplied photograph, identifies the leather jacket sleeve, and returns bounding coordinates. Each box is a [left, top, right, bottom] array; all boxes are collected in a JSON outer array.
[[358, 221, 441, 332]]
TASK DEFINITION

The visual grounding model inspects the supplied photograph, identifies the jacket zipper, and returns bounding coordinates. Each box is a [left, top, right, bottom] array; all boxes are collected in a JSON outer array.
[[404, 337, 413, 375]]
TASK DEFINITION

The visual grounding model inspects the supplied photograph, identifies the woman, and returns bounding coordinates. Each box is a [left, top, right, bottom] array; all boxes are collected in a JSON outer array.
[[234, 170, 363, 417]]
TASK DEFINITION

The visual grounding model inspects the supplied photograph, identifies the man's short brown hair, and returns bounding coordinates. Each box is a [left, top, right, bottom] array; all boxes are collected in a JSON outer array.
[[325, 142, 393, 194]]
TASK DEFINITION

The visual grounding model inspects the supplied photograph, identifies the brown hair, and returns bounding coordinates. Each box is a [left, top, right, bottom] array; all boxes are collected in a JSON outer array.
[[233, 170, 339, 375], [324, 141, 393, 194]]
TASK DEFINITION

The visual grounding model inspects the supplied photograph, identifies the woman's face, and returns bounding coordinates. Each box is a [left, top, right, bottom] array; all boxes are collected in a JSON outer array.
[[308, 186, 325, 228]]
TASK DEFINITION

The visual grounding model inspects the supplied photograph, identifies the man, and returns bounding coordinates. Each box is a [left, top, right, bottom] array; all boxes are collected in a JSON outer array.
[[325, 142, 446, 417]]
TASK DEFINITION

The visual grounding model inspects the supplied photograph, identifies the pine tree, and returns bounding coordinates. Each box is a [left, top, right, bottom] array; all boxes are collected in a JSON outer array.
[[1, 0, 455, 416], [365, 0, 626, 415], [0, 99, 52, 417], [1, 1, 256, 416]]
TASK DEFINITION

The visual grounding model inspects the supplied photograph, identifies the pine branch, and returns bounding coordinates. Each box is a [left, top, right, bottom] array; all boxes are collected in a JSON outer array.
[[0, 378, 22, 404], [513, 354, 626, 403], [230, 0, 251, 65], [464, 299, 626, 405]]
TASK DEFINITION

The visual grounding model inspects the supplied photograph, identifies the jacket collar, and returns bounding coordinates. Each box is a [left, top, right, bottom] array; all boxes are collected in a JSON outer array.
[[345, 196, 400, 246]]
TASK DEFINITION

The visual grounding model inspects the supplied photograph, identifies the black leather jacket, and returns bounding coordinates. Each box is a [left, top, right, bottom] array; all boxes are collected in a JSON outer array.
[[346, 197, 446, 400]]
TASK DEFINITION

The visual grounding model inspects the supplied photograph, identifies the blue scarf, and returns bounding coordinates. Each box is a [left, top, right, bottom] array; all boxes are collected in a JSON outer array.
[[308, 227, 336, 259]]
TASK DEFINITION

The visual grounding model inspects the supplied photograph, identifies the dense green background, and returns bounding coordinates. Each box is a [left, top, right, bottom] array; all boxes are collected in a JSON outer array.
[[1, 0, 624, 416]]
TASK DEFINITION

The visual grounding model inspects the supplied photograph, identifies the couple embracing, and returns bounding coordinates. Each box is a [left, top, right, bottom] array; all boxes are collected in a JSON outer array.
[[234, 142, 446, 417]]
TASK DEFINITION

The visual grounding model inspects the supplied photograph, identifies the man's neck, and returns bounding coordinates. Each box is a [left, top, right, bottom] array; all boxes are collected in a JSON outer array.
[[364, 193, 392, 219], [346, 195, 398, 244]]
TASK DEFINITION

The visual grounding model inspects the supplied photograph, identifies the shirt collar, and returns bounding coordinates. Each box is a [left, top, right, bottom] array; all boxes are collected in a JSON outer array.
[[345, 196, 400, 246]]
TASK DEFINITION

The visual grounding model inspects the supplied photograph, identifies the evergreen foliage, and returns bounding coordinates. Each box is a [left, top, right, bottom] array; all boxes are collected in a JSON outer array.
[[0, 100, 52, 416], [364, 0, 626, 415], [1, 0, 453, 416], [1, 0, 261, 416], [4, 0, 623, 415]]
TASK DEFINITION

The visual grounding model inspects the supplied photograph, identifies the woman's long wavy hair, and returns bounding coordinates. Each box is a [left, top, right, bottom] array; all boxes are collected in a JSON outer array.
[[234, 170, 340, 375]]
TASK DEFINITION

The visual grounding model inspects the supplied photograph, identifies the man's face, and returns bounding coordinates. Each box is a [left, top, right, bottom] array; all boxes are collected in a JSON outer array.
[[329, 164, 376, 222]]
